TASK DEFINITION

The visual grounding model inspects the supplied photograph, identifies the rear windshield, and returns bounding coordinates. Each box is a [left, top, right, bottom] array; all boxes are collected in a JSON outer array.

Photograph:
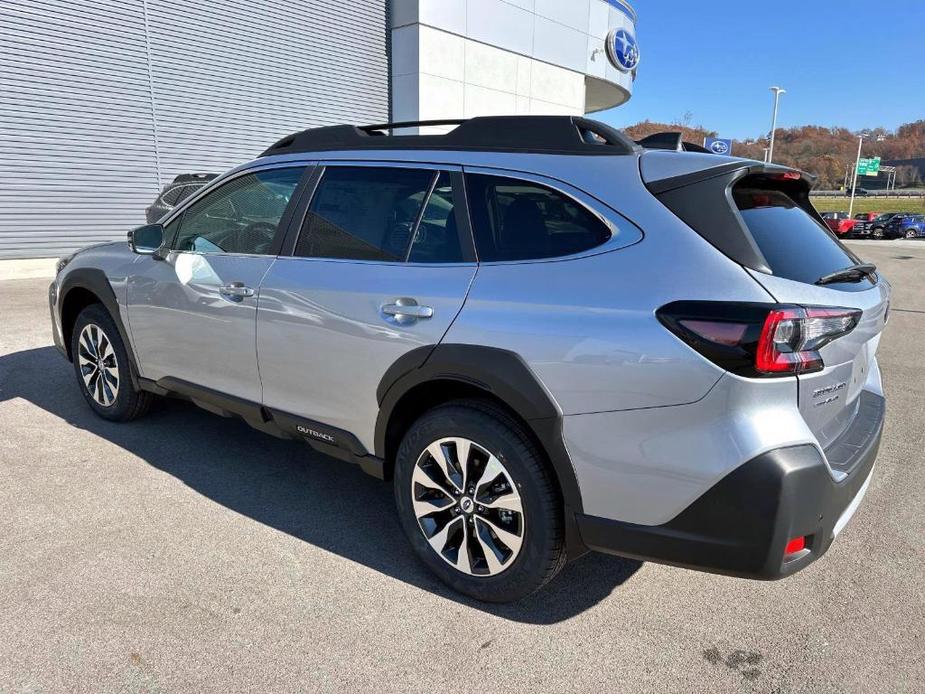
[[733, 187, 862, 287]]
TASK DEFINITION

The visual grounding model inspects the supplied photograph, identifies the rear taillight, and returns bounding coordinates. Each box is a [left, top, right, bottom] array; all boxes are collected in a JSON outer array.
[[657, 302, 861, 377], [756, 307, 861, 374]]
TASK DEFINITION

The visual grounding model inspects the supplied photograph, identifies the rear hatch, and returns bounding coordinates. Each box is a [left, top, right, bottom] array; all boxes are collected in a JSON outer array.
[[644, 155, 890, 452]]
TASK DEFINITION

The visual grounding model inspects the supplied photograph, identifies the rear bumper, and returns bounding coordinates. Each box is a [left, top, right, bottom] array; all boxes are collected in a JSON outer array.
[[576, 391, 884, 580]]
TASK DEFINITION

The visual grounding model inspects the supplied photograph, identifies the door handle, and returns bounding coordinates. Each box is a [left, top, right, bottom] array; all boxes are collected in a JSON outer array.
[[219, 282, 256, 299], [381, 298, 433, 323]]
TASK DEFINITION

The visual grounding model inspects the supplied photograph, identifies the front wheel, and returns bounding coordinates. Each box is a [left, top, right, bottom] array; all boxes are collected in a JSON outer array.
[[70, 304, 153, 422], [394, 400, 565, 602], [872, 227, 884, 239], [906, 228, 918, 239]]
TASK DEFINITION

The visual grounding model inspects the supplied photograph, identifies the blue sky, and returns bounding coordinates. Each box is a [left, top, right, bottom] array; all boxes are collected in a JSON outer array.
[[597, 1, 925, 139]]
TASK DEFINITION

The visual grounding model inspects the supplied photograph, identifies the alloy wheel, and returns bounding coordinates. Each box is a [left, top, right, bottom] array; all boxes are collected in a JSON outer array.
[[77, 323, 119, 407], [411, 437, 525, 576]]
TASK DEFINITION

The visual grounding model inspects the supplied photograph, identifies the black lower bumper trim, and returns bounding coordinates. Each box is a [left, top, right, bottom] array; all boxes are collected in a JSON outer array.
[[577, 393, 883, 580]]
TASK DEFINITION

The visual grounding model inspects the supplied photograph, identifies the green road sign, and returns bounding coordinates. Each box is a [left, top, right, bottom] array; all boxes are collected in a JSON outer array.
[[857, 157, 881, 176]]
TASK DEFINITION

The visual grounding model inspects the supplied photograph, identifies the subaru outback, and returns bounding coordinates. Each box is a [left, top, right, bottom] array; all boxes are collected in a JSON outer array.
[[50, 116, 888, 602]]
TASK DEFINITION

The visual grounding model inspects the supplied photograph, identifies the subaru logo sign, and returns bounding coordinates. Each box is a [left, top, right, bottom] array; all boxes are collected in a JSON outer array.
[[606, 28, 639, 73], [704, 137, 733, 155]]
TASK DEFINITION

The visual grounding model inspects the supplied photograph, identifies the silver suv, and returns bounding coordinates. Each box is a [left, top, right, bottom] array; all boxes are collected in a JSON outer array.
[[50, 116, 888, 602]]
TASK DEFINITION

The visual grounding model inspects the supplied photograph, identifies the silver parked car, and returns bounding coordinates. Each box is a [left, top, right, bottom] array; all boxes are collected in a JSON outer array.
[[50, 116, 888, 602]]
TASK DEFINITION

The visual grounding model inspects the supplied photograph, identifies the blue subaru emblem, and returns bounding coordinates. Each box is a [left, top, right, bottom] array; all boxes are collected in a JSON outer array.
[[710, 140, 729, 154], [606, 28, 640, 73]]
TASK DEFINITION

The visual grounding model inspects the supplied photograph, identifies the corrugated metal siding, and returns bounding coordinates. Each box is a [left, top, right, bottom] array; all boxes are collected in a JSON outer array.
[[0, 0, 159, 259], [0, 0, 389, 259]]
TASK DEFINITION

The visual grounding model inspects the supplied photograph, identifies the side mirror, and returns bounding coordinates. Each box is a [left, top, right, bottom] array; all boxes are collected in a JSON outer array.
[[128, 224, 165, 257]]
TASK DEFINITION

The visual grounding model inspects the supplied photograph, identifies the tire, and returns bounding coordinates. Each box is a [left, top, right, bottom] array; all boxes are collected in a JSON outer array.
[[872, 227, 884, 239], [70, 303, 153, 422], [393, 400, 565, 602], [906, 228, 917, 239]]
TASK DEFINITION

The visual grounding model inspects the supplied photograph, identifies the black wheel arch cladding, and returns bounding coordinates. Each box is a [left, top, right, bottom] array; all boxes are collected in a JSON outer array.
[[58, 268, 141, 388], [375, 343, 584, 513]]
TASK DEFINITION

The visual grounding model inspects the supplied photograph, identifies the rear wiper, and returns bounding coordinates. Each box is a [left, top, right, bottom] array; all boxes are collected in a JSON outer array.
[[815, 263, 877, 286]]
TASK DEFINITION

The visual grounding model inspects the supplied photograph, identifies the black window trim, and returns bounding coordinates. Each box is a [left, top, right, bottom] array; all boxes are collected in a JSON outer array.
[[281, 160, 477, 264], [165, 163, 315, 258], [461, 165, 633, 265], [403, 170, 440, 262]]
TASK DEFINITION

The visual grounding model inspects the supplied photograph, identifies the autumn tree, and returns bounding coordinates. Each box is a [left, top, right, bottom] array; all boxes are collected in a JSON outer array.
[[619, 119, 925, 189]]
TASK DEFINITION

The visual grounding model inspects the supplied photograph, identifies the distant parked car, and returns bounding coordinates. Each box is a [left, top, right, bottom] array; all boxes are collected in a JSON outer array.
[[869, 212, 905, 239], [821, 211, 857, 236], [886, 214, 925, 239], [145, 173, 218, 223], [851, 212, 881, 237]]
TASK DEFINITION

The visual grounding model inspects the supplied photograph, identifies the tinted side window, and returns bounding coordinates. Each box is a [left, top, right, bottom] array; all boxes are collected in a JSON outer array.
[[173, 167, 304, 255], [175, 185, 198, 204], [465, 174, 611, 261], [160, 186, 184, 206], [733, 188, 859, 286], [408, 173, 463, 263], [295, 166, 435, 262]]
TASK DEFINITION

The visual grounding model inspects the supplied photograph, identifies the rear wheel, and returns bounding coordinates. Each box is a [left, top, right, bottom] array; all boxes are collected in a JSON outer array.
[[393, 400, 565, 602], [906, 228, 917, 239], [70, 304, 153, 422]]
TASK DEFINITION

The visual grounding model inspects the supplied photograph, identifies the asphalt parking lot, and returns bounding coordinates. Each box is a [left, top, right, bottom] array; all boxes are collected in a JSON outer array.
[[1, 240, 923, 693]]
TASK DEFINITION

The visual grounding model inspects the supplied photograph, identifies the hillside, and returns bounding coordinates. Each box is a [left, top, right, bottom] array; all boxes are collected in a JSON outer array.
[[621, 120, 925, 190]]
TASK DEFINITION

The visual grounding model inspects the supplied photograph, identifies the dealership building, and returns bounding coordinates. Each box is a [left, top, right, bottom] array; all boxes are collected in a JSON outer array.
[[0, 0, 637, 258]]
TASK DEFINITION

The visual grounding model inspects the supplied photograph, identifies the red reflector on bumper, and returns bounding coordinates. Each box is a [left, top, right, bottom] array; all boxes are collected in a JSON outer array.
[[785, 536, 806, 555]]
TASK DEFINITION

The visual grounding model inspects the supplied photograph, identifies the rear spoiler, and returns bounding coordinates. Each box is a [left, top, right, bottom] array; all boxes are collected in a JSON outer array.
[[646, 161, 817, 195], [636, 131, 712, 153], [171, 173, 219, 184]]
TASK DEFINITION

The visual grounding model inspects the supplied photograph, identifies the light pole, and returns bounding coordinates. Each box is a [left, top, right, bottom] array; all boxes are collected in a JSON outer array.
[[767, 86, 785, 163], [848, 131, 869, 218]]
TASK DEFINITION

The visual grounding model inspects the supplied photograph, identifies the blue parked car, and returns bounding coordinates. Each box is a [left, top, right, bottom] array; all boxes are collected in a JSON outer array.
[[885, 214, 925, 239]]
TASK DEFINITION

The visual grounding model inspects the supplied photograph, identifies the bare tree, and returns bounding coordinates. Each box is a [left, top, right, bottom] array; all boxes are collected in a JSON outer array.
[[896, 165, 923, 187]]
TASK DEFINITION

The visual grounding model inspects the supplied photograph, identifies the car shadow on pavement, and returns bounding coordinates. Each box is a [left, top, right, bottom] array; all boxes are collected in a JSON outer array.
[[0, 346, 641, 624]]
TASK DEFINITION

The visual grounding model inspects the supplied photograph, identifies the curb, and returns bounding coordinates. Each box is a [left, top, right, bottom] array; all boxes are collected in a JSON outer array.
[[0, 258, 58, 281]]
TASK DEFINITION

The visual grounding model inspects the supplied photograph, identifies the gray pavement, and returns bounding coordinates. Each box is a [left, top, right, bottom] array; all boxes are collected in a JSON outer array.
[[1, 241, 923, 693]]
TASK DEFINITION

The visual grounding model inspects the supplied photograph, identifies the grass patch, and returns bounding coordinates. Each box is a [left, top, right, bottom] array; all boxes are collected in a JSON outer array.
[[810, 197, 925, 214]]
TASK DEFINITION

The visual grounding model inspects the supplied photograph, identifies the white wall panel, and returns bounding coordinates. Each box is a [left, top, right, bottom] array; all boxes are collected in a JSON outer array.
[[532, 15, 589, 74], [466, 0, 534, 57], [535, 0, 589, 33], [391, 0, 636, 128]]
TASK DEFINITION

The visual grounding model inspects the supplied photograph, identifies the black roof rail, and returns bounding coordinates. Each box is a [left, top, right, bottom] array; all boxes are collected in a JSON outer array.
[[359, 119, 467, 135], [258, 116, 640, 158], [636, 131, 714, 154]]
